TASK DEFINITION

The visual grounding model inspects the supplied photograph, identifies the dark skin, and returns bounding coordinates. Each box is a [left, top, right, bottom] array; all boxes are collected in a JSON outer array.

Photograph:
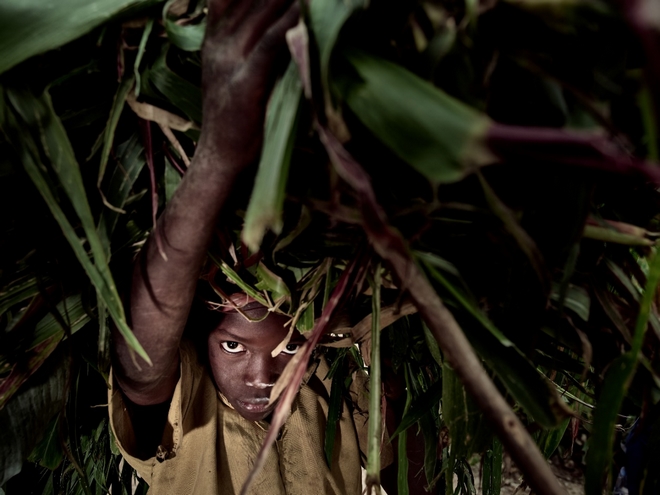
[[207, 307, 305, 422], [112, 1, 429, 492], [112, 0, 300, 407]]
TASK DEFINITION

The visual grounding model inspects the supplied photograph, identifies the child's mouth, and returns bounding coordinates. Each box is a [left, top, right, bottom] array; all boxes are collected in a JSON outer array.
[[236, 397, 272, 414]]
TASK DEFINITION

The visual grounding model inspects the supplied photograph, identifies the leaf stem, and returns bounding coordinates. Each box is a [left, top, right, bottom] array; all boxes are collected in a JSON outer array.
[[365, 263, 382, 494]]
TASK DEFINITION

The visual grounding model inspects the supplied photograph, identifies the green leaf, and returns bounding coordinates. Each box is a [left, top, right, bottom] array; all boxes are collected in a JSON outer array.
[[535, 417, 571, 459], [398, 366, 413, 495], [0, 0, 158, 75], [550, 282, 591, 321], [478, 172, 549, 290], [638, 84, 659, 161], [98, 133, 147, 255], [141, 45, 202, 123], [208, 254, 270, 308], [419, 252, 570, 427], [501, 0, 613, 32], [309, 0, 367, 90], [390, 380, 443, 440], [134, 20, 154, 98], [442, 364, 491, 495], [255, 262, 291, 300], [423, 322, 443, 367], [5, 88, 151, 364], [274, 205, 312, 254], [1, 295, 86, 408], [365, 267, 382, 485], [97, 75, 135, 215], [605, 258, 660, 337], [342, 50, 494, 184], [482, 438, 503, 495], [416, 251, 512, 346], [0, 277, 39, 316], [585, 354, 636, 493], [0, 336, 60, 410], [242, 61, 303, 251], [40, 473, 55, 495], [29, 294, 90, 350], [28, 413, 63, 470], [162, 0, 205, 52], [296, 304, 315, 332], [98, 299, 110, 378], [420, 412, 438, 487], [164, 154, 182, 203], [0, 348, 68, 485], [586, 248, 660, 494], [442, 364, 469, 468]]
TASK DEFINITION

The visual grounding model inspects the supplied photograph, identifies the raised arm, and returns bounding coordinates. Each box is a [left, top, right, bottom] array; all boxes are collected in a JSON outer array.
[[112, 0, 300, 406]]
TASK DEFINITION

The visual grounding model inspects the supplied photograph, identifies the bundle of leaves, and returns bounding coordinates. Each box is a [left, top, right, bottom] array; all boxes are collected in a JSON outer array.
[[1, 0, 660, 494]]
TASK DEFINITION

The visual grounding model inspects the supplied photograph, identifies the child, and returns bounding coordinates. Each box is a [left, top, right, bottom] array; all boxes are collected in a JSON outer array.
[[109, 1, 394, 493]]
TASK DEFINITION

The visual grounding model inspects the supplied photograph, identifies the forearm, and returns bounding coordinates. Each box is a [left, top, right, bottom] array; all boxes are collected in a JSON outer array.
[[113, 151, 242, 404], [111, 0, 299, 406]]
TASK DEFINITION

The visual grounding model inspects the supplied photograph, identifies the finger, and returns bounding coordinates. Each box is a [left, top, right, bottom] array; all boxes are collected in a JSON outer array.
[[205, 0, 234, 29], [238, 0, 296, 52], [205, 0, 265, 43], [251, 0, 300, 67]]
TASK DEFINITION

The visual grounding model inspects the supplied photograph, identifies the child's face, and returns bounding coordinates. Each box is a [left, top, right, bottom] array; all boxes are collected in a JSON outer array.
[[207, 309, 305, 422]]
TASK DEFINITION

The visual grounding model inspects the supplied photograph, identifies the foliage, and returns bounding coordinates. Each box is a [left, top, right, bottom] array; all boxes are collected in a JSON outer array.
[[1, 0, 660, 493]]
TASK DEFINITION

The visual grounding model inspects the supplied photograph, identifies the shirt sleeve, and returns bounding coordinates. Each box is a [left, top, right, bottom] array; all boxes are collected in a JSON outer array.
[[107, 341, 203, 484]]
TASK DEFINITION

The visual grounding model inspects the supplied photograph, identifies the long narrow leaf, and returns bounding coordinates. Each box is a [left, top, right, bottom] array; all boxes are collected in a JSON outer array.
[[29, 294, 89, 350], [98, 133, 148, 256], [162, 0, 205, 52], [141, 46, 202, 123], [482, 438, 503, 495], [97, 75, 135, 215], [0, 277, 39, 316], [397, 367, 413, 495], [0, 349, 68, 485], [308, 0, 367, 133], [478, 172, 549, 291], [365, 264, 382, 494], [133, 20, 153, 97], [5, 89, 150, 364], [390, 380, 443, 440], [0, 0, 158, 75], [342, 50, 494, 184], [242, 60, 303, 251], [585, 247, 660, 494], [419, 254, 570, 428], [314, 122, 566, 495]]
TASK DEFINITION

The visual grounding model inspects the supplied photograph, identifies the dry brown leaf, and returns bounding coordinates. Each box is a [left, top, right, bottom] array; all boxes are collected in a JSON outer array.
[[350, 300, 418, 344], [126, 92, 198, 132], [268, 345, 307, 406], [158, 123, 191, 167]]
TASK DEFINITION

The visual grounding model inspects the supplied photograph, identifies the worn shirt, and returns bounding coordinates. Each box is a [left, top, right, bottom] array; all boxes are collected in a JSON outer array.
[[109, 342, 383, 494]]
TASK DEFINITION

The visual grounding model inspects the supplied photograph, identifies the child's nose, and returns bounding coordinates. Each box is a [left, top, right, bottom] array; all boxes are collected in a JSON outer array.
[[245, 380, 273, 389], [245, 354, 277, 389]]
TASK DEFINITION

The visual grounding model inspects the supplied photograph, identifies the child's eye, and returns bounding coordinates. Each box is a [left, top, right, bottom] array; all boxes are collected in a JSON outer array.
[[281, 343, 301, 356], [221, 341, 245, 354]]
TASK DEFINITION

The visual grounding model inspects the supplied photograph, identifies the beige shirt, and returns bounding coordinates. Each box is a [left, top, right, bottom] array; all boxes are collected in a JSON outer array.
[[109, 343, 382, 494]]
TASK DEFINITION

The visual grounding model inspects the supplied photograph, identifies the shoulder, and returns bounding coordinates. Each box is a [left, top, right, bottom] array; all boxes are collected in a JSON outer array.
[[108, 340, 217, 473]]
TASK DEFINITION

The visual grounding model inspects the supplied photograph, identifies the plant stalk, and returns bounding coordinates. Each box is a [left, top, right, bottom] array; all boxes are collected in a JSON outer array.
[[318, 125, 567, 495], [365, 264, 382, 494]]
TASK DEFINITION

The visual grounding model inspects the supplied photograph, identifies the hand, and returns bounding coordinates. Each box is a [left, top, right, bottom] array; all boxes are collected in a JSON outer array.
[[199, 0, 300, 169], [114, 1, 300, 407]]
